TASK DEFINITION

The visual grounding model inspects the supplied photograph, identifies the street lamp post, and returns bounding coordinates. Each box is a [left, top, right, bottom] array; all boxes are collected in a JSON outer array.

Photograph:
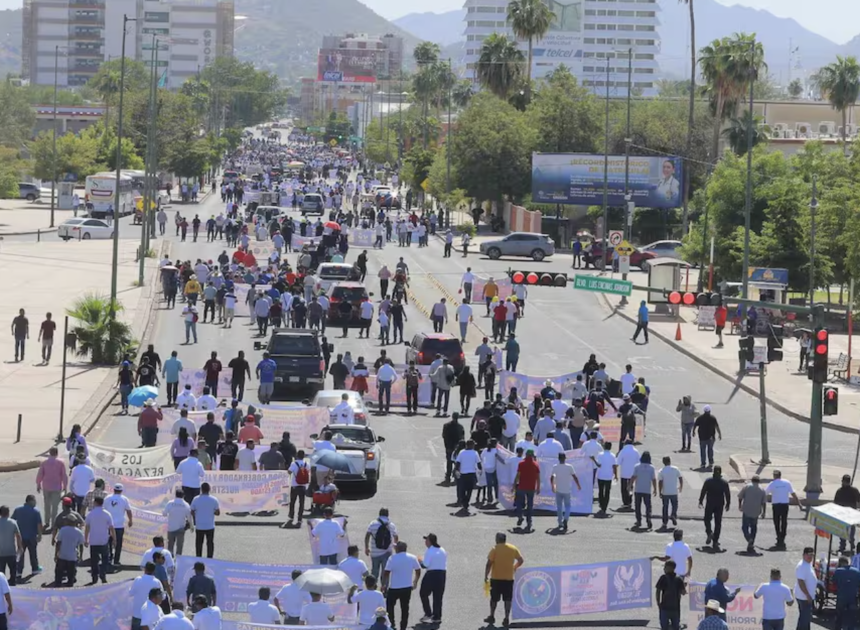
[[741, 39, 757, 306], [809, 176, 818, 307], [620, 47, 633, 306], [601, 57, 610, 271], [49, 45, 64, 228]]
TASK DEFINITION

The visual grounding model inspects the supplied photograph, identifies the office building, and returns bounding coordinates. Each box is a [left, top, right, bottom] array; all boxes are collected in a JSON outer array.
[[462, 0, 660, 96], [22, 0, 235, 88]]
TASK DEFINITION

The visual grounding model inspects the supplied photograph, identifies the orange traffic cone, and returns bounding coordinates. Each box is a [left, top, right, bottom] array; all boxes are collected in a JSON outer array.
[[675, 323, 682, 341]]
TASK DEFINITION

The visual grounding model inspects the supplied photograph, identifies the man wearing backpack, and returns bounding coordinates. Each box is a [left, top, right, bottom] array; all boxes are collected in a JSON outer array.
[[365, 508, 399, 579], [403, 361, 423, 416], [285, 450, 310, 526]]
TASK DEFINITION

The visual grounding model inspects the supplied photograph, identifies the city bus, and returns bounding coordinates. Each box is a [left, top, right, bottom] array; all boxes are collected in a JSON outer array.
[[84, 172, 134, 220]]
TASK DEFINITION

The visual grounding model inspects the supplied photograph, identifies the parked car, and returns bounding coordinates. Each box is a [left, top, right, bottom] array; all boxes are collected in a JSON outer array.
[[17, 183, 41, 202], [311, 390, 370, 425], [584, 242, 656, 270], [480, 232, 555, 261], [57, 218, 114, 241], [301, 193, 324, 216], [641, 240, 683, 260], [404, 332, 466, 373], [327, 281, 372, 328], [310, 424, 384, 492]]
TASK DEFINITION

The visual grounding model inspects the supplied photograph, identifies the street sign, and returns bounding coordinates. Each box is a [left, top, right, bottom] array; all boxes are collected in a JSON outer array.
[[608, 230, 623, 247], [420, 178, 429, 191], [618, 255, 630, 274], [615, 239, 635, 256], [573, 275, 633, 296], [329, 139, 337, 146]]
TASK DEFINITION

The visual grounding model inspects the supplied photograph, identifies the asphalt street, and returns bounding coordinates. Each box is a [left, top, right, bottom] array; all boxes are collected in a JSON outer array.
[[0, 190, 844, 629]]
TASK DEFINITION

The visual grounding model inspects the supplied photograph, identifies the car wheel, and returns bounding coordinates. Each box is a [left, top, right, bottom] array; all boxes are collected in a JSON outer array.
[[61, 236, 70, 241], [82, 232, 91, 240], [26, 194, 36, 202], [531, 249, 546, 262], [639, 260, 650, 272], [487, 247, 501, 260]]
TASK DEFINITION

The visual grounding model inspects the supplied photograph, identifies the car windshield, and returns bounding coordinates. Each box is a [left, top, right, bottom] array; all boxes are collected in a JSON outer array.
[[331, 287, 368, 301], [319, 266, 352, 280], [269, 335, 319, 355], [329, 427, 374, 444], [422, 339, 462, 355], [64, 219, 85, 225]]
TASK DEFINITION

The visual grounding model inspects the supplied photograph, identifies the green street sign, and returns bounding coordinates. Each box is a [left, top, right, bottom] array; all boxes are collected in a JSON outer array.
[[573, 275, 633, 296]]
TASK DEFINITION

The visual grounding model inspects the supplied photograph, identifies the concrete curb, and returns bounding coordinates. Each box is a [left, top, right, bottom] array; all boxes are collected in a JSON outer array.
[[0, 460, 41, 473], [0, 227, 59, 237], [597, 293, 860, 436]]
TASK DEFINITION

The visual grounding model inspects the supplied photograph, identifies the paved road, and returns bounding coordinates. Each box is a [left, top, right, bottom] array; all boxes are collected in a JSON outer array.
[[0, 191, 840, 628]]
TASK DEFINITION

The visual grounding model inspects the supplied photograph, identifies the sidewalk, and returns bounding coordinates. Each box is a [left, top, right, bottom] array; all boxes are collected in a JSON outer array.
[[599, 278, 860, 435], [728, 453, 851, 505], [0, 200, 77, 236], [0, 238, 165, 470]]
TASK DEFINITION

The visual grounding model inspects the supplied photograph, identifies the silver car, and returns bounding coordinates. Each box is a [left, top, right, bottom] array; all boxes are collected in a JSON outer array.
[[480, 232, 555, 261], [641, 240, 683, 260]]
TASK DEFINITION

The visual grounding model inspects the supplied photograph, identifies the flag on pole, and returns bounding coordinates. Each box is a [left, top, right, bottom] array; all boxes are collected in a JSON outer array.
[[157, 69, 168, 88]]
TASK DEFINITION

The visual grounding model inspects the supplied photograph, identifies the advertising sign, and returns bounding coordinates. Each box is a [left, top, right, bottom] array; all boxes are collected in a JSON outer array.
[[688, 582, 762, 630], [532, 154, 683, 208], [318, 49, 378, 83], [511, 557, 652, 619], [533, 1, 584, 78]]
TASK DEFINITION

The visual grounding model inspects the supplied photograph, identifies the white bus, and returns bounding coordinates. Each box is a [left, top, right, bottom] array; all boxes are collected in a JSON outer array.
[[85, 172, 135, 220]]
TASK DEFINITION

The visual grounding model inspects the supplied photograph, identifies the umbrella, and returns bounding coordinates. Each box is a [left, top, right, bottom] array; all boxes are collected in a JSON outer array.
[[128, 385, 159, 408], [160, 265, 178, 272], [324, 221, 341, 231], [294, 568, 353, 595], [312, 450, 353, 473]]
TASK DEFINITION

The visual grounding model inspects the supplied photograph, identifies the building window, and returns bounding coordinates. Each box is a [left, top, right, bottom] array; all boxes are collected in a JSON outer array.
[[634, 67, 654, 73], [635, 39, 655, 46], [585, 24, 595, 30], [635, 81, 654, 88], [635, 25, 655, 31], [584, 38, 595, 44], [476, 6, 495, 12], [636, 11, 656, 17], [635, 53, 654, 60], [617, 38, 632, 45], [618, 24, 634, 31], [618, 10, 634, 16], [583, 66, 594, 73]]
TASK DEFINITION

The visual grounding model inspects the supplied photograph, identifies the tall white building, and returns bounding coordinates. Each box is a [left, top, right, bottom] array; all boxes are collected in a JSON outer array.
[[462, 0, 660, 96], [22, 0, 235, 89]]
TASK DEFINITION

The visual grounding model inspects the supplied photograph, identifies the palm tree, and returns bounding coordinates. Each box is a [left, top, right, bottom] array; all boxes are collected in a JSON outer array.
[[817, 55, 860, 150], [787, 79, 804, 99], [413, 42, 441, 66], [507, 0, 554, 104], [452, 80, 474, 109], [476, 33, 526, 100], [67, 293, 137, 365], [91, 68, 121, 129], [679, 0, 695, 232], [721, 110, 768, 155], [699, 33, 766, 160]]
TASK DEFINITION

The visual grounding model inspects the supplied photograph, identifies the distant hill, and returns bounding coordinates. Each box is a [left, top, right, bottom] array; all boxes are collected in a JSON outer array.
[[0, 8, 23, 79], [392, 9, 465, 47]]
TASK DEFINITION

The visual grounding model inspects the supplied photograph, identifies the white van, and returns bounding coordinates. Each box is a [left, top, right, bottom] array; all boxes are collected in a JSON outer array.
[[301, 193, 324, 216]]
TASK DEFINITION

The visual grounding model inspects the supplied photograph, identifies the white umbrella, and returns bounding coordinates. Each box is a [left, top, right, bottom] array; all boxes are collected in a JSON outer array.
[[294, 568, 353, 595]]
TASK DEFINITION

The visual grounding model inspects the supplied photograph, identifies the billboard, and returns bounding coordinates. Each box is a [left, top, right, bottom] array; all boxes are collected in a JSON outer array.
[[531, 153, 684, 208], [317, 48, 378, 83], [533, 0, 583, 78]]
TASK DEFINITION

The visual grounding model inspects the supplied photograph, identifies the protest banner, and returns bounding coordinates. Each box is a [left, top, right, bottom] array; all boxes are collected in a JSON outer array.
[[9, 580, 133, 628], [307, 516, 351, 564], [349, 229, 375, 246], [497, 449, 593, 514], [498, 370, 583, 400], [688, 582, 762, 630], [89, 442, 174, 479], [344, 364, 433, 408], [472, 276, 513, 301], [512, 557, 652, 620], [177, 368, 236, 398], [598, 416, 644, 444], [175, 557, 357, 622], [234, 284, 251, 311], [122, 506, 169, 557], [292, 234, 319, 249]]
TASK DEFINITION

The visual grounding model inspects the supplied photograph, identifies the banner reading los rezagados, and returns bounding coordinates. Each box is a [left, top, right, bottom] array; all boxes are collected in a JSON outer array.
[[9, 580, 133, 629], [688, 582, 762, 630], [496, 449, 593, 515], [512, 557, 652, 620], [88, 442, 174, 478]]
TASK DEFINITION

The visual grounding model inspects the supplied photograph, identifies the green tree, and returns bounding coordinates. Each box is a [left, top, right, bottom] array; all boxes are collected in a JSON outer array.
[[198, 57, 288, 130], [413, 42, 441, 65], [788, 78, 804, 99], [817, 55, 860, 149], [401, 147, 435, 190], [0, 147, 24, 198], [506, 0, 554, 104], [721, 110, 768, 156], [67, 294, 137, 365], [452, 80, 474, 109], [0, 81, 37, 148], [528, 66, 601, 153], [476, 33, 525, 100], [30, 129, 102, 181]]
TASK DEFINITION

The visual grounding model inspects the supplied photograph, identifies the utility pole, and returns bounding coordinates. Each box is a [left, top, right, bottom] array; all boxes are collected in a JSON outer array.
[[111, 14, 136, 316], [809, 177, 818, 308], [386, 85, 391, 161], [139, 35, 157, 287], [601, 56, 610, 271], [398, 68, 404, 162], [806, 305, 826, 497], [621, 47, 633, 305], [50, 45, 61, 228], [740, 39, 756, 306], [445, 58, 453, 229]]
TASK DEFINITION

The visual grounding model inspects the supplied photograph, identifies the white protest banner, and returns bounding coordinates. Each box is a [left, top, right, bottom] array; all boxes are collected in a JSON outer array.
[[260, 405, 331, 447], [307, 516, 351, 564], [472, 276, 513, 301], [598, 416, 645, 443], [498, 370, 583, 400], [122, 506, 169, 557], [688, 582, 762, 630], [223, 623, 360, 630], [349, 229, 375, 246], [88, 442, 173, 478], [292, 234, 319, 249], [344, 364, 433, 408], [177, 368, 235, 398], [496, 448, 593, 515], [174, 556, 357, 622], [10, 580, 133, 628]]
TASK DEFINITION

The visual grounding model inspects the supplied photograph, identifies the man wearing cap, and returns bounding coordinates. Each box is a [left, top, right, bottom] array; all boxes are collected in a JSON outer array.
[[738, 475, 767, 553], [696, 600, 729, 630], [105, 484, 133, 566], [419, 534, 447, 624], [692, 406, 721, 469], [753, 568, 794, 630]]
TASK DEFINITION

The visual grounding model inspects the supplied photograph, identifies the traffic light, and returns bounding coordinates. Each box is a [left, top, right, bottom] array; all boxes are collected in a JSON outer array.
[[811, 326, 829, 383], [738, 335, 755, 362], [510, 271, 567, 287], [669, 292, 722, 307], [823, 386, 839, 416], [767, 324, 784, 362]]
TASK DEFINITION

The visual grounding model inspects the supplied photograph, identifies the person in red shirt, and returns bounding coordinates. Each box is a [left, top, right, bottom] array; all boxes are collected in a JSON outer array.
[[203, 351, 223, 397], [714, 305, 728, 348], [238, 416, 264, 443], [513, 450, 541, 531], [493, 302, 508, 343]]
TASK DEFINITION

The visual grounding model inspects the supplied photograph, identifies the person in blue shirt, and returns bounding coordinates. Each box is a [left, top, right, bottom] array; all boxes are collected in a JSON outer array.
[[832, 555, 860, 629], [12, 495, 43, 578], [572, 238, 583, 269], [504, 334, 520, 372], [256, 352, 278, 405], [702, 569, 740, 621], [633, 300, 649, 344], [162, 351, 183, 407]]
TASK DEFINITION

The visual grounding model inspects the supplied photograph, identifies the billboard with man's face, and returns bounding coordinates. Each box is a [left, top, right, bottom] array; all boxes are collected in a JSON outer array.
[[317, 48, 378, 83]]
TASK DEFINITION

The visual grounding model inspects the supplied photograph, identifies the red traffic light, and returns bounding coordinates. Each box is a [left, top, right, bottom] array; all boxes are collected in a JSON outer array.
[[682, 292, 696, 306], [826, 389, 837, 400], [526, 272, 539, 285], [816, 329, 828, 341], [816, 344, 828, 355], [669, 292, 681, 305], [512, 271, 525, 284]]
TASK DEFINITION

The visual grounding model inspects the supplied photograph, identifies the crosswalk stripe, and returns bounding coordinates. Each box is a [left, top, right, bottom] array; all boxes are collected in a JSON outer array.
[[383, 458, 435, 479]]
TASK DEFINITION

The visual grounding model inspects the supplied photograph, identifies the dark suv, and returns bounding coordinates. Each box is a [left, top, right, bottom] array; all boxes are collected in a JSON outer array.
[[327, 281, 372, 328], [253, 330, 332, 397], [405, 333, 466, 373]]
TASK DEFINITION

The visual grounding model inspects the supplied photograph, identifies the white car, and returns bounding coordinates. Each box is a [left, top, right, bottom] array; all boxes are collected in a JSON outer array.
[[58, 218, 114, 241], [312, 424, 384, 492], [311, 390, 370, 425], [314, 264, 354, 296], [641, 240, 683, 260]]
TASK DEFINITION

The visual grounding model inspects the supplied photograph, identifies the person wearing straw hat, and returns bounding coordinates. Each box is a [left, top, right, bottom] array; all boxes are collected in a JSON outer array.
[[696, 600, 728, 630]]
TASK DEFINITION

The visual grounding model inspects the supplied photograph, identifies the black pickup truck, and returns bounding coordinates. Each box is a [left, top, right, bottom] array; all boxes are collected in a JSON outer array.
[[254, 329, 332, 398]]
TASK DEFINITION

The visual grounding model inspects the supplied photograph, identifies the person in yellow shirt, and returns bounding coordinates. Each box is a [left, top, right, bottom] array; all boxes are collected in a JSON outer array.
[[482, 278, 499, 316], [184, 275, 202, 305], [484, 532, 524, 627]]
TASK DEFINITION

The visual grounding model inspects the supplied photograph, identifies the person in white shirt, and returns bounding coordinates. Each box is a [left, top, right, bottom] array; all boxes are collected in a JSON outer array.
[[794, 547, 817, 627], [501, 407, 521, 451], [533, 410, 555, 445], [616, 441, 641, 510], [139, 587, 164, 630], [595, 442, 617, 515], [358, 300, 374, 339], [454, 441, 482, 513], [550, 397, 569, 420], [140, 535, 175, 578], [286, 451, 311, 525], [550, 453, 582, 531], [311, 507, 346, 565], [105, 484, 133, 564], [300, 592, 335, 625], [654, 529, 693, 578], [461, 269, 476, 301], [480, 441, 501, 505], [536, 433, 564, 459], [248, 587, 281, 624], [275, 569, 312, 624], [419, 534, 448, 623], [515, 432, 535, 455], [196, 388, 218, 411], [350, 575, 386, 626], [331, 394, 355, 425], [69, 460, 95, 508], [383, 541, 422, 630], [129, 564, 164, 628], [765, 470, 802, 549], [236, 441, 258, 471], [754, 568, 795, 626], [657, 456, 683, 529], [176, 450, 205, 502], [376, 362, 398, 414], [190, 596, 222, 630], [365, 508, 399, 579], [175, 385, 198, 411], [171, 410, 198, 440], [338, 544, 369, 588], [619, 364, 637, 396], [455, 299, 474, 342], [162, 491, 193, 556], [190, 483, 220, 558], [431, 298, 448, 333]]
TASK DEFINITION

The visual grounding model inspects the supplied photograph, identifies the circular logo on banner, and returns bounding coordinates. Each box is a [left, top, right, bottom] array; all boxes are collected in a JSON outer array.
[[515, 570, 556, 616]]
